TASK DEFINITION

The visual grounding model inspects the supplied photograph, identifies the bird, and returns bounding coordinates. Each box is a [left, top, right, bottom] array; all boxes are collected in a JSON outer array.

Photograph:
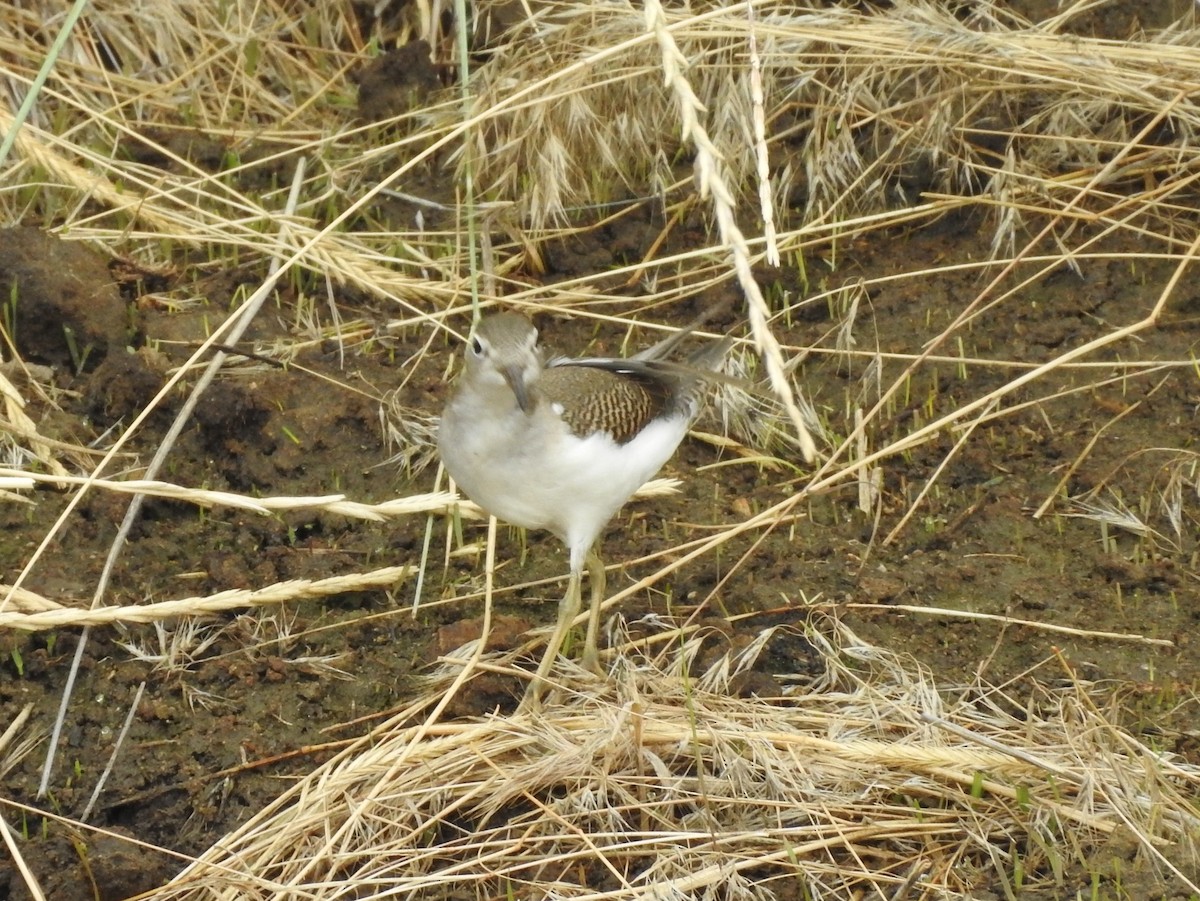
[[439, 310, 729, 700]]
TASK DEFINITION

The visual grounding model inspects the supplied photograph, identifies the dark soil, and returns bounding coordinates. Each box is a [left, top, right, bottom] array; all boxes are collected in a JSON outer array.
[[1, 1, 1198, 899]]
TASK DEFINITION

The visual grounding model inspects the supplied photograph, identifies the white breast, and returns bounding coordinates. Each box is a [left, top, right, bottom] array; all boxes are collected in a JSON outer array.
[[439, 387, 690, 572]]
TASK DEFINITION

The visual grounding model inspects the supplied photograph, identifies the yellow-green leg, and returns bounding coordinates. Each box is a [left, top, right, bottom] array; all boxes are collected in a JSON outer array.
[[581, 548, 606, 675], [523, 546, 606, 708], [525, 564, 583, 708]]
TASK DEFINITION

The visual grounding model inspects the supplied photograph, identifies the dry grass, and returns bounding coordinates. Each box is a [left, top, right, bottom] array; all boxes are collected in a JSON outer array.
[[137, 617, 1200, 899], [2, 0, 1200, 896]]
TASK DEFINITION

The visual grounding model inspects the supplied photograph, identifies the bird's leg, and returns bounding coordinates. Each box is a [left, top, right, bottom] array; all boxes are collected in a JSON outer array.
[[581, 547, 606, 675], [525, 564, 583, 707]]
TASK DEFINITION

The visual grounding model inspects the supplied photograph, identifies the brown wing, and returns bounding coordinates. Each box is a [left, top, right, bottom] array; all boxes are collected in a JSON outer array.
[[537, 363, 675, 444]]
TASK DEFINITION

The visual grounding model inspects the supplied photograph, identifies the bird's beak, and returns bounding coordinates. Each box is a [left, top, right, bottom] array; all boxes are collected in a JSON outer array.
[[502, 365, 532, 412]]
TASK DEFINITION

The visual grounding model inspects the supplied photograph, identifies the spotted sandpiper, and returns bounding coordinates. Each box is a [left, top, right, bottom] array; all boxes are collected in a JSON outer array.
[[439, 310, 729, 698]]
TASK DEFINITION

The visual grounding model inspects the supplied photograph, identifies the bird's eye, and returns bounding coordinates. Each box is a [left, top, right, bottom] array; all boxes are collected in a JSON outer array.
[[470, 337, 484, 356]]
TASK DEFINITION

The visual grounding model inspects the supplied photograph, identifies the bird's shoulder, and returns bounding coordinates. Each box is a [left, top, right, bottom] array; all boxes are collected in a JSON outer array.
[[538, 359, 675, 444]]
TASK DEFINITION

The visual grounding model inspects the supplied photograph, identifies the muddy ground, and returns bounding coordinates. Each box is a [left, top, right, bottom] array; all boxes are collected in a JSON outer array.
[[1, 1, 1199, 899]]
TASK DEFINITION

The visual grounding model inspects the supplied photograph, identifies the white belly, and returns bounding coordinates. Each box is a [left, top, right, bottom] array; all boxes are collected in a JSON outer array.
[[439, 395, 689, 570]]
